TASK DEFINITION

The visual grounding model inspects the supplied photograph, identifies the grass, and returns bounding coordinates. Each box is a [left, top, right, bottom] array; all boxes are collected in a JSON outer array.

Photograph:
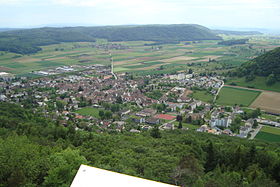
[[173, 121, 199, 130], [255, 131, 280, 142], [191, 90, 214, 103], [216, 86, 261, 107], [75, 107, 101, 118], [227, 76, 280, 92], [260, 126, 280, 135]]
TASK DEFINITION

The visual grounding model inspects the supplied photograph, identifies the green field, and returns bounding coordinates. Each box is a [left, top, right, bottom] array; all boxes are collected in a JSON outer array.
[[75, 107, 101, 118], [227, 76, 280, 92], [216, 86, 261, 106], [255, 126, 280, 142], [1, 35, 279, 76], [173, 121, 199, 130], [191, 90, 214, 103], [260, 126, 280, 135]]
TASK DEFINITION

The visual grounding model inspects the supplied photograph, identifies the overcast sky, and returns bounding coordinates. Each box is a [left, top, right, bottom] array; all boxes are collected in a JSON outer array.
[[0, 0, 279, 29]]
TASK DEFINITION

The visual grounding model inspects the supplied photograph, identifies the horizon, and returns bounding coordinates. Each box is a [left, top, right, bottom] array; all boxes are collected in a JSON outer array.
[[0, 0, 279, 30]]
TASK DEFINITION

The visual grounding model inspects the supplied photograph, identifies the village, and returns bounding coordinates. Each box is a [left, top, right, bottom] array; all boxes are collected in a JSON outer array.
[[0, 65, 279, 139]]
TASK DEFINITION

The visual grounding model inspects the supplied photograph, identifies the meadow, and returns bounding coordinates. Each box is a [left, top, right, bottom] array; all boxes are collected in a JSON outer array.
[[227, 76, 280, 92], [190, 90, 214, 103], [255, 126, 280, 142], [216, 86, 261, 106], [1, 35, 279, 77], [75, 107, 101, 118]]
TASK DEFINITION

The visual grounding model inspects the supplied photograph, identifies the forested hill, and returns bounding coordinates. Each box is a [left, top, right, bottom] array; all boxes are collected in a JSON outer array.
[[0, 24, 221, 54], [232, 47, 280, 84], [0, 102, 280, 187], [213, 30, 262, 35]]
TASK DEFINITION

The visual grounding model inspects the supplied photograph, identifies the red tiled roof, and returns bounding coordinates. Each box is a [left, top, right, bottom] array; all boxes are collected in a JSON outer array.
[[154, 114, 176, 120]]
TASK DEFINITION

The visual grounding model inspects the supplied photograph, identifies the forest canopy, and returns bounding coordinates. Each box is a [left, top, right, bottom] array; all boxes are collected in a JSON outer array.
[[0, 102, 280, 187]]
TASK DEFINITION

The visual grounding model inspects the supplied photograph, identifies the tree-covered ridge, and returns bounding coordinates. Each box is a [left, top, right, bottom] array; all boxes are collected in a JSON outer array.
[[232, 47, 280, 84], [213, 30, 262, 36], [0, 102, 280, 186], [218, 39, 249, 46], [0, 24, 221, 54]]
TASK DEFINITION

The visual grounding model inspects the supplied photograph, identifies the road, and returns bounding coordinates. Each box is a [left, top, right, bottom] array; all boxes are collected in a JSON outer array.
[[213, 81, 224, 103]]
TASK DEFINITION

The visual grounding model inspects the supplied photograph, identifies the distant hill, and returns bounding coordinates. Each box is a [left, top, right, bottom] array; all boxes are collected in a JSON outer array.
[[0, 24, 221, 54], [233, 47, 280, 84], [0, 28, 23, 32], [213, 30, 262, 35]]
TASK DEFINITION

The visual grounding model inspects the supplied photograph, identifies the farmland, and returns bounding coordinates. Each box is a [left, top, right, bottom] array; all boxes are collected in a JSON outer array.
[[255, 126, 280, 142], [250, 91, 280, 114], [1, 35, 280, 77], [216, 86, 261, 106]]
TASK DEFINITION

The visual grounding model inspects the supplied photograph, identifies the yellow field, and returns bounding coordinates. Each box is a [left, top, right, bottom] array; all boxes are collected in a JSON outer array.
[[250, 91, 280, 114]]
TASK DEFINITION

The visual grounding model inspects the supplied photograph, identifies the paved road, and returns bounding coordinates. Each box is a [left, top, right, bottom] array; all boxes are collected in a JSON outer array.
[[213, 81, 224, 103], [249, 125, 263, 140]]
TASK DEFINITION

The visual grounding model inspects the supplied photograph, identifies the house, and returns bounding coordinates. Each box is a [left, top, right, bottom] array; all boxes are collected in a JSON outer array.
[[131, 116, 145, 123], [239, 123, 252, 138], [167, 102, 185, 111], [0, 95, 7, 101], [186, 113, 203, 121], [119, 109, 131, 117], [136, 108, 157, 117], [159, 123, 174, 130], [146, 117, 160, 125], [197, 125, 208, 132], [130, 129, 140, 133], [222, 129, 233, 136], [210, 117, 232, 128], [0, 72, 14, 81]]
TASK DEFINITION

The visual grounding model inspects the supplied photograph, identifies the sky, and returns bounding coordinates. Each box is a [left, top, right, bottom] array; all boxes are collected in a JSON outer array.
[[0, 0, 280, 30]]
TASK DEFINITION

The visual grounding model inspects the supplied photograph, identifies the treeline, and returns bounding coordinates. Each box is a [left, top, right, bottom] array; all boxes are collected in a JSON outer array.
[[214, 30, 262, 36], [0, 102, 280, 186], [230, 47, 280, 84], [0, 24, 221, 54], [218, 39, 249, 46]]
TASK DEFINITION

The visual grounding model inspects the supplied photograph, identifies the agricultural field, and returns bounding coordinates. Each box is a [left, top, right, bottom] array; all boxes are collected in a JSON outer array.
[[190, 90, 214, 103], [1, 35, 280, 77], [75, 107, 101, 118], [216, 86, 261, 106], [250, 91, 280, 114], [255, 126, 280, 142]]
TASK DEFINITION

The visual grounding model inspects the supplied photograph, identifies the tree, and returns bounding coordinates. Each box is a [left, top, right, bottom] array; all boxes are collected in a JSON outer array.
[[172, 154, 204, 186], [104, 111, 112, 119], [178, 121, 183, 129], [150, 127, 161, 138], [176, 115, 183, 122], [266, 73, 276, 85], [253, 120, 258, 129], [43, 148, 88, 187], [99, 110, 104, 119]]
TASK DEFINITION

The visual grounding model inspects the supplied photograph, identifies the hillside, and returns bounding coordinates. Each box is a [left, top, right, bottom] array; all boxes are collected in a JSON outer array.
[[232, 47, 280, 85], [0, 102, 279, 186], [214, 30, 262, 35], [0, 24, 221, 54]]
